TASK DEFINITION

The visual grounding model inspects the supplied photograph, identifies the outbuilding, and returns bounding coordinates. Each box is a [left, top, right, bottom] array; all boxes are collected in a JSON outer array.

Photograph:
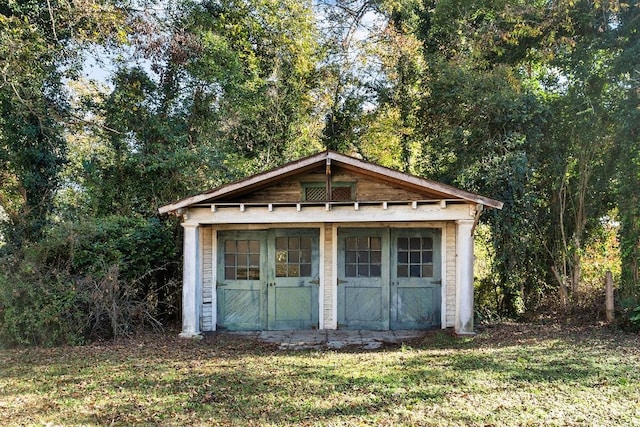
[[159, 150, 503, 337]]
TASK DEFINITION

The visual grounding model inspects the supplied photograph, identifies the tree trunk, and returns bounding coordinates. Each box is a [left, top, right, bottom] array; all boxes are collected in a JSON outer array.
[[552, 265, 569, 307], [605, 271, 615, 323], [571, 251, 581, 296]]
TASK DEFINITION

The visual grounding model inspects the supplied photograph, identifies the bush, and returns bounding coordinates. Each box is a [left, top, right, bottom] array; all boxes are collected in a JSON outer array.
[[0, 265, 86, 347], [0, 215, 181, 347]]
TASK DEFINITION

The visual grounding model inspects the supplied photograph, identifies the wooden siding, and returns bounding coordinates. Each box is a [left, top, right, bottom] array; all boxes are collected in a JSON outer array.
[[160, 151, 503, 213], [201, 226, 214, 332], [323, 223, 334, 327], [199, 221, 458, 331], [445, 222, 456, 327], [228, 166, 437, 203]]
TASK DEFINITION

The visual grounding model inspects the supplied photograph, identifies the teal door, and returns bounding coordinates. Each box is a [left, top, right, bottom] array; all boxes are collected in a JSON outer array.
[[337, 228, 390, 330], [268, 229, 319, 330], [217, 231, 267, 330], [217, 229, 319, 331], [390, 229, 442, 329]]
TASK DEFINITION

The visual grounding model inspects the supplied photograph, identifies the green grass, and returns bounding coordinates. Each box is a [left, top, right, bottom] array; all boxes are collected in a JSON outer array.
[[1, 323, 639, 426]]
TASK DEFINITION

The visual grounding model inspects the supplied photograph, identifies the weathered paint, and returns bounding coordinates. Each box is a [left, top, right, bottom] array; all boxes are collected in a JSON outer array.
[[164, 152, 502, 337], [455, 220, 475, 335]]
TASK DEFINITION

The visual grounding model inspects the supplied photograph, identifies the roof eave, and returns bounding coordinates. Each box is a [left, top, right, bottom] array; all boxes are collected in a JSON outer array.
[[158, 150, 504, 214]]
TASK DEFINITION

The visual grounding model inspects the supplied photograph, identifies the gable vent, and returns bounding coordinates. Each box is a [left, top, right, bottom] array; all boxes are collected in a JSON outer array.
[[304, 184, 355, 201]]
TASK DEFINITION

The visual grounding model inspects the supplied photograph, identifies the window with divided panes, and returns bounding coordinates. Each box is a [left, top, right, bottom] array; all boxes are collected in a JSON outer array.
[[224, 240, 261, 280], [344, 236, 382, 277], [275, 236, 312, 277], [396, 237, 434, 278]]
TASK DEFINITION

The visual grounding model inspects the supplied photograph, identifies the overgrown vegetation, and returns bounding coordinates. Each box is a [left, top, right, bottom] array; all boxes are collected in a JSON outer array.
[[0, 324, 638, 425], [0, 216, 180, 346], [1, 0, 639, 344]]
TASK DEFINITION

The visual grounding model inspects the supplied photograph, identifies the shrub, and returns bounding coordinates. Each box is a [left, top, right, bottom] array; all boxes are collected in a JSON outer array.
[[0, 215, 181, 347], [0, 265, 86, 347]]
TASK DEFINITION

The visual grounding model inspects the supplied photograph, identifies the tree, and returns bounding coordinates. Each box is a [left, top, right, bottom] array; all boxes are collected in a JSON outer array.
[[0, 0, 127, 246], [612, 2, 640, 311]]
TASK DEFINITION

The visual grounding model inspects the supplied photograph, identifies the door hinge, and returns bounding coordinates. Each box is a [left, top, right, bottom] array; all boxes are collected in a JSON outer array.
[[432, 280, 442, 285], [310, 279, 320, 285], [337, 279, 348, 285], [216, 282, 228, 287]]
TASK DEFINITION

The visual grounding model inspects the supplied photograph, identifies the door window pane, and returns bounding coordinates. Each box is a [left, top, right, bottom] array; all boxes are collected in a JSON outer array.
[[288, 265, 299, 277], [248, 268, 260, 280], [344, 236, 382, 277], [346, 237, 357, 250], [396, 236, 434, 278], [300, 237, 312, 250], [288, 237, 299, 249], [398, 237, 408, 250], [300, 264, 312, 277], [224, 239, 260, 280], [275, 236, 314, 277], [422, 265, 434, 277], [371, 237, 381, 250], [370, 265, 381, 276]]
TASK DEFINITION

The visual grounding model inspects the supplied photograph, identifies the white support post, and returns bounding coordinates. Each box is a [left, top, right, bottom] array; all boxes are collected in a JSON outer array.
[[330, 224, 339, 329], [179, 223, 202, 339], [455, 219, 475, 335], [211, 228, 218, 331]]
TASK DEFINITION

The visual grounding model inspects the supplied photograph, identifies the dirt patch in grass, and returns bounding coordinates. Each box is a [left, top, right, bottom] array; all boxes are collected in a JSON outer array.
[[1, 323, 639, 426]]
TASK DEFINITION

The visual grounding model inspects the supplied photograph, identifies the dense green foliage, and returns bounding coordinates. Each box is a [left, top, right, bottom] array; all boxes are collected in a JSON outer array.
[[0, 216, 178, 346], [1, 0, 639, 344]]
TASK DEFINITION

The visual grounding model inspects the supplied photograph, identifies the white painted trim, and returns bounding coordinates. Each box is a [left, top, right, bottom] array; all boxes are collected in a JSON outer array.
[[441, 225, 447, 329], [179, 224, 201, 339], [455, 220, 475, 335], [331, 224, 339, 329], [211, 228, 218, 331], [182, 204, 475, 225], [199, 227, 204, 332], [318, 225, 325, 330]]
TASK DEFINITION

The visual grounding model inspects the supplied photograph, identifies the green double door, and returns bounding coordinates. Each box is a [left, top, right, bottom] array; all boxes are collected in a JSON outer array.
[[337, 228, 442, 330], [217, 229, 319, 331]]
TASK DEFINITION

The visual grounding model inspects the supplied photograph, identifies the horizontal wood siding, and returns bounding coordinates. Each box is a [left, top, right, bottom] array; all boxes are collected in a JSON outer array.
[[201, 226, 213, 332], [227, 166, 436, 203], [355, 177, 426, 201], [446, 222, 456, 327], [232, 181, 301, 203]]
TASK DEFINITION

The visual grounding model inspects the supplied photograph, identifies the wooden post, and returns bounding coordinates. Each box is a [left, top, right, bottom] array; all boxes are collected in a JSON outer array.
[[605, 270, 615, 323], [179, 223, 202, 339], [455, 219, 475, 335]]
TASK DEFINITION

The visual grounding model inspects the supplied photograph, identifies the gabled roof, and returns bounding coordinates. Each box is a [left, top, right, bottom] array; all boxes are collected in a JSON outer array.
[[158, 150, 503, 214]]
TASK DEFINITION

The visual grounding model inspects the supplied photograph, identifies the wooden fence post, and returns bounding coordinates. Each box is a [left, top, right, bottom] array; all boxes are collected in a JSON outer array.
[[605, 270, 615, 323]]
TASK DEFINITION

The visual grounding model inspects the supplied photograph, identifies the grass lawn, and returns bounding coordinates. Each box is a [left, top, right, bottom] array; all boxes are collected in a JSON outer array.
[[1, 322, 639, 426]]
